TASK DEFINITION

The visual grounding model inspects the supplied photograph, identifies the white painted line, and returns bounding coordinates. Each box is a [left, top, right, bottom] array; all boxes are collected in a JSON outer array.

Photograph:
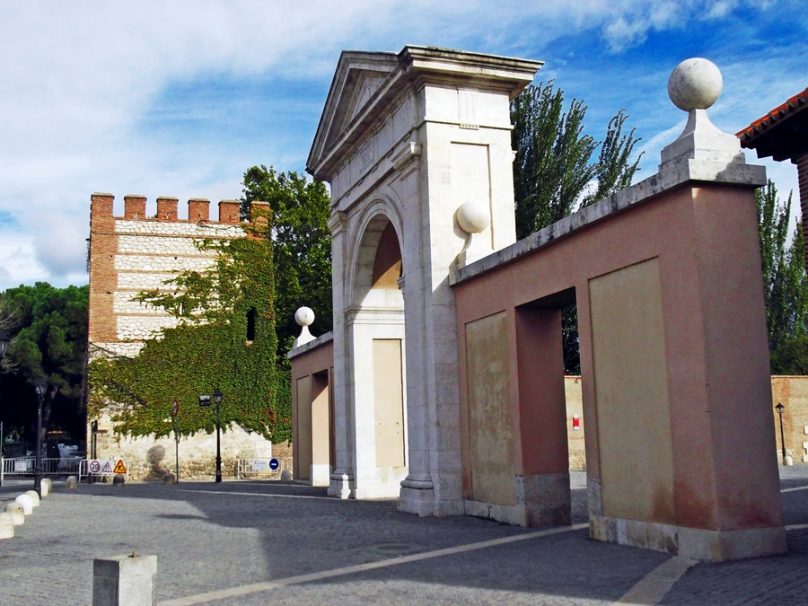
[[613, 556, 697, 605], [781, 484, 808, 493], [786, 523, 808, 531], [160, 523, 588, 606]]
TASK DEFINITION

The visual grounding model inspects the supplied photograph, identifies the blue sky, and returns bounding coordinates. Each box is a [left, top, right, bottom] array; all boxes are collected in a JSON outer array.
[[0, 0, 805, 290]]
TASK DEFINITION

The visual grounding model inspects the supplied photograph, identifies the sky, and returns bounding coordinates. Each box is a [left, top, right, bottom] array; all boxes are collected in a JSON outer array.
[[0, 0, 805, 291]]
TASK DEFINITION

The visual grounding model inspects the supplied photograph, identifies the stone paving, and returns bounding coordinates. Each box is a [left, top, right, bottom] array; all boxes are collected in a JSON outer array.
[[0, 468, 806, 605]]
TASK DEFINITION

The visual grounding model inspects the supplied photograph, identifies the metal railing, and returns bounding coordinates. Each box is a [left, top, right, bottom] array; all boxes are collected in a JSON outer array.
[[235, 458, 278, 479], [1, 456, 84, 483]]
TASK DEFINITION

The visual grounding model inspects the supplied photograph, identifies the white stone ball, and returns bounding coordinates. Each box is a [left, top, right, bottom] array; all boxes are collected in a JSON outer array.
[[455, 201, 490, 234], [668, 58, 723, 111], [295, 306, 315, 327]]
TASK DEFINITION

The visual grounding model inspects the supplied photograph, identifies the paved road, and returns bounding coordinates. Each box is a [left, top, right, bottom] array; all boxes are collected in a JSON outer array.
[[0, 468, 806, 605]]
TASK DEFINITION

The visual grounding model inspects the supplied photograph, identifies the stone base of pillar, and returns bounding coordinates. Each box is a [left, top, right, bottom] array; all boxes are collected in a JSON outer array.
[[327, 472, 354, 499], [590, 515, 787, 561], [397, 482, 436, 516], [517, 473, 571, 526]]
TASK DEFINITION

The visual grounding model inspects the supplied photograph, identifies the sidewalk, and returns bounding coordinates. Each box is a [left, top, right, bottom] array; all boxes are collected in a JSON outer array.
[[0, 467, 806, 605]]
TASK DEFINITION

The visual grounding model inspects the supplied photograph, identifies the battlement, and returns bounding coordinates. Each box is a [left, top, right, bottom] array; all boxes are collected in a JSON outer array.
[[90, 193, 269, 226]]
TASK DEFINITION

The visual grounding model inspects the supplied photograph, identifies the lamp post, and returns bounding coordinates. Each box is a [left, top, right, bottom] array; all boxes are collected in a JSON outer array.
[[199, 389, 223, 483], [171, 398, 180, 482], [0, 330, 9, 487], [775, 402, 787, 465], [34, 378, 48, 495], [213, 389, 222, 483]]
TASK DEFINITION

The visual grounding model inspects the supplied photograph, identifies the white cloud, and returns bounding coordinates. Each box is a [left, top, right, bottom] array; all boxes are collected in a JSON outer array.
[[0, 0, 801, 291]]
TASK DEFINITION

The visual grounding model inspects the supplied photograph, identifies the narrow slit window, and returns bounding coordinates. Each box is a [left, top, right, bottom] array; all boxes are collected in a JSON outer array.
[[246, 307, 257, 342]]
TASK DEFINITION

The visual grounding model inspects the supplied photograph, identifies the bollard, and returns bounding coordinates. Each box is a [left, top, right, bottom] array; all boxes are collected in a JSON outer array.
[[163, 473, 176, 485], [65, 476, 79, 489], [0, 512, 14, 539], [281, 470, 293, 481], [15, 493, 34, 515], [41, 478, 52, 497], [93, 554, 157, 606], [4, 502, 25, 526], [112, 474, 125, 486], [25, 490, 40, 507]]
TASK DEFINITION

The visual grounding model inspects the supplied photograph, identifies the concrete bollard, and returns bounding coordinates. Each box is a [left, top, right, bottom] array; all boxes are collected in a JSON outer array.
[[93, 554, 157, 606], [162, 473, 176, 485], [281, 470, 293, 481], [15, 493, 34, 515], [25, 490, 40, 507], [41, 478, 52, 497], [65, 476, 79, 489], [4, 502, 25, 526], [112, 474, 125, 486], [0, 512, 14, 539]]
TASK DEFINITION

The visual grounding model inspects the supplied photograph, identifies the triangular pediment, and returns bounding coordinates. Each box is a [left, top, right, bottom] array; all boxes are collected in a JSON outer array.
[[307, 51, 399, 178]]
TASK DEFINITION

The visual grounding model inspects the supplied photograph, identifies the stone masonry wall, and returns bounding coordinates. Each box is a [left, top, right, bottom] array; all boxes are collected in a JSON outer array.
[[87, 194, 289, 480]]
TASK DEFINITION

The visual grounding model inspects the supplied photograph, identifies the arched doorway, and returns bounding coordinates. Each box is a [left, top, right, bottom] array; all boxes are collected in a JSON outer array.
[[345, 213, 408, 498]]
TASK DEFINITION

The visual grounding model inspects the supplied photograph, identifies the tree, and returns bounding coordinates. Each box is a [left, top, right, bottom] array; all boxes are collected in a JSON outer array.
[[756, 180, 808, 373], [0, 283, 88, 446], [241, 166, 332, 359], [511, 82, 643, 372]]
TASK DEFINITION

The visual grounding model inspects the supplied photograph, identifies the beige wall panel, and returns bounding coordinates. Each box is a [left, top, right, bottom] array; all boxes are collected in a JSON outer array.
[[466, 312, 515, 506], [311, 372, 331, 466], [373, 339, 405, 468], [590, 258, 675, 523], [296, 376, 312, 481]]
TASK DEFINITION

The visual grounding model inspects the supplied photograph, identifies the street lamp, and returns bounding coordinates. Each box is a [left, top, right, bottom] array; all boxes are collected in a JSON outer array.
[[171, 398, 180, 482], [34, 378, 48, 495], [0, 329, 9, 487], [199, 389, 223, 483], [213, 389, 222, 483], [775, 402, 787, 465]]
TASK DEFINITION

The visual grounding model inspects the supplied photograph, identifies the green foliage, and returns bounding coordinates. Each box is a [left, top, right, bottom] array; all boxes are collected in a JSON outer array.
[[511, 82, 642, 372], [241, 166, 332, 359], [1, 283, 88, 397], [88, 232, 289, 441], [0, 283, 88, 439], [756, 180, 808, 373]]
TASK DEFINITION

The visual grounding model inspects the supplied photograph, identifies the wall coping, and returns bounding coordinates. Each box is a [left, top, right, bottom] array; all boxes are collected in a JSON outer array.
[[287, 331, 334, 360], [451, 158, 766, 286]]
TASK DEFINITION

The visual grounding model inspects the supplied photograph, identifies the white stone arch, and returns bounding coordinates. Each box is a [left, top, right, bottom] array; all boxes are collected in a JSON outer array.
[[345, 195, 406, 311], [340, 195, 409, 499]]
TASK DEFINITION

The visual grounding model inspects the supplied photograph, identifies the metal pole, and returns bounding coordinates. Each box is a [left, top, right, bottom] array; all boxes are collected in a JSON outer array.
[[215, 400, 221, 483], [778, 407, 786, 463], [174, 423, 179, 482], [1, 420, 4, 487], [35, 391, 43, 495]]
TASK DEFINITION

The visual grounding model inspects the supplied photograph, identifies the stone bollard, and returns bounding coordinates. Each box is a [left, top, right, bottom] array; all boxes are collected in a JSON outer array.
[[281, 470, 293, 481], [65, 476, 79, 489], [41, 478, 52, 497], [0, 512, 14, 539], [15, 493, 34, 515], [162, 473, 176, 485], [5, 502, 25, 526], [93, 554, 157, 606], [112, 474, 125, 487], [25, 490, 40, 507]]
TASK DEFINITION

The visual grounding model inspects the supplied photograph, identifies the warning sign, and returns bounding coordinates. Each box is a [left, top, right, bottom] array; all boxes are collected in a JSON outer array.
[[86, 460, 116, 476], [113, 460, 127, 474]]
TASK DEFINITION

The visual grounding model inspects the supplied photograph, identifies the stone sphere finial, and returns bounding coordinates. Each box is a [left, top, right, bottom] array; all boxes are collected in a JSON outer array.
[[455, 201, 490, 234], [295, 306, 315, 327], [668, 58, 723, 112]]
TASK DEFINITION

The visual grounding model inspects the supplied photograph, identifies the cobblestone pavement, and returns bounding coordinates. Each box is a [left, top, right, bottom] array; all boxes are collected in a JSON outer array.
[[0, 467, 805, 605]]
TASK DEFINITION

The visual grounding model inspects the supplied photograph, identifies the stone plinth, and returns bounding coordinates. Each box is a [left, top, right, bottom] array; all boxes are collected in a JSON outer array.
[[93, 554, 157, 606]]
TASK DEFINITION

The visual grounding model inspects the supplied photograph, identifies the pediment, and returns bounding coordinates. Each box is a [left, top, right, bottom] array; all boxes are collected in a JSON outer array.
[[307, 51, 398, 178]]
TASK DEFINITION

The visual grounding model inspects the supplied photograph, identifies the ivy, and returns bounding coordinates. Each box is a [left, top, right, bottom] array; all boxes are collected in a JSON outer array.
[[88, 216, 289, 442]]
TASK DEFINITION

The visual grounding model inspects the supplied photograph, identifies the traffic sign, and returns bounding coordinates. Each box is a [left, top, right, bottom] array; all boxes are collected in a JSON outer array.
[[113, 460, 127, 474], [89, 460, 101, 474], [269, 458, 279, 470]]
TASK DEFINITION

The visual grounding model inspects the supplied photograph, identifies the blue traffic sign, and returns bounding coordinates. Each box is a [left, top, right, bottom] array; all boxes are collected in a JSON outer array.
[[269, 458, 279, 470]]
